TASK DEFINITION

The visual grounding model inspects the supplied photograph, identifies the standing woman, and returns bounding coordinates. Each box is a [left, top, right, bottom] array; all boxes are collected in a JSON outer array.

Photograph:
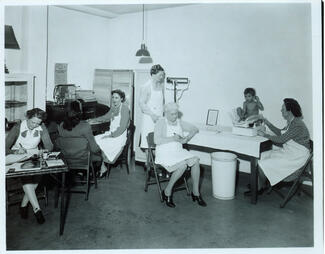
[[6, 108, 53, 224], [139, 64, 165, 153], [248, 98, 311, 193], [95, 89, 130, 178]]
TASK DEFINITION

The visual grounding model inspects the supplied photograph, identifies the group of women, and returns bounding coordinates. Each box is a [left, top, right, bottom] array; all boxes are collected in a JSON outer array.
[[5, 89, 130, 224], [5, 63, 312, 220]]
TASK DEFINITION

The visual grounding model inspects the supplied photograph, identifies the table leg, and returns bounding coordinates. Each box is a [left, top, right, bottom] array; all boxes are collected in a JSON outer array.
[[60, 172, 66, 235], [250, 157, 258, 204]]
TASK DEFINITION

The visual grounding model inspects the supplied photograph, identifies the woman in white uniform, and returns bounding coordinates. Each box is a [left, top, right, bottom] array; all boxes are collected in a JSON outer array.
[[139, 64, 165, 150], [6, 108, 53, 224], [95, 89, 130, 178], [154, 102, 207, 208], [245, 98, 311, 195]]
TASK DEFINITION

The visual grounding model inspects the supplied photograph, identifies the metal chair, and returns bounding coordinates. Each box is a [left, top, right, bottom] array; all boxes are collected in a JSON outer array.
[[55, 136, 97, 201], [272, 140, 313, 208], [144, 132, 190, 202]]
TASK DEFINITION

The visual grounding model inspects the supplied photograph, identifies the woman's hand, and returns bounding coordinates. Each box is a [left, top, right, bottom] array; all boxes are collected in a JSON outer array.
[[173, 134, 184, 143], [15, 147, 27, 154], [257, 130, 266, 137]]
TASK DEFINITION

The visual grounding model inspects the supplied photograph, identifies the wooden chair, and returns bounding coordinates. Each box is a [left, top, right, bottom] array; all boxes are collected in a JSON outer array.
[[272, 140, 313, 208], [144, 132, 190, 202], [55, 136, 97, 201], [103, 121, 135, 178]]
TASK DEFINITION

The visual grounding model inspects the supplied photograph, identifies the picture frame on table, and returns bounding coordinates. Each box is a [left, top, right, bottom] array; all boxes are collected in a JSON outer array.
[[206, 109, 219, 126]]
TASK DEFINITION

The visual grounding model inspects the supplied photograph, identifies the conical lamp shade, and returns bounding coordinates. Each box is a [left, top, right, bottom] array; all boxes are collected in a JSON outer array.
[[136, 43, 150, 57], [139, 56, 153, 64]]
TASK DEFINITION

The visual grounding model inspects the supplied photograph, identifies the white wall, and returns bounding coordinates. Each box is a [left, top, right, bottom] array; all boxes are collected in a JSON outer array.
[[47, 6, 111, 99], [105, 3, 313, 136]]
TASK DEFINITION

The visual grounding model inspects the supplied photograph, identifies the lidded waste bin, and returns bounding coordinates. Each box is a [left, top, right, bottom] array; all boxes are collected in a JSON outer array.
[[211, 152, 237, 200]]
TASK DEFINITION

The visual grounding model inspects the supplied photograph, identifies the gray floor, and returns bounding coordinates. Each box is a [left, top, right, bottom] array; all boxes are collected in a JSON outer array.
[[6, 162, 313, 250]]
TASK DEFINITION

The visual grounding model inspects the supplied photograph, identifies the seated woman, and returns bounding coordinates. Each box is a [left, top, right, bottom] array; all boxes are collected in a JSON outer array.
[[245, 98, 311, 195], [95, 89, 130, 178], [6, 108, 53, 224], [154, 102, 207, 208], [57, 100, 102, 170]]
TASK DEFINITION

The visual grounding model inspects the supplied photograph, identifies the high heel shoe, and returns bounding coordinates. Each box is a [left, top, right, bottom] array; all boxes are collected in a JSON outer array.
[[99, 170, 108, 179], [162, 190, 176, 208], [191, 192, 207, 207], [19, 204, 29, 219], [34, 210, 45, 224]]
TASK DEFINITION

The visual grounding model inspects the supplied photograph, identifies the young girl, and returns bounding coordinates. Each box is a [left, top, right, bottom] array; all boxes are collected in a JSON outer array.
[[237, 88, 264, 121]]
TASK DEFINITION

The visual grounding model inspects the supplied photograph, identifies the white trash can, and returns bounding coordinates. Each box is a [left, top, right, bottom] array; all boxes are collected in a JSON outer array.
[[211, 152, 237, 200]]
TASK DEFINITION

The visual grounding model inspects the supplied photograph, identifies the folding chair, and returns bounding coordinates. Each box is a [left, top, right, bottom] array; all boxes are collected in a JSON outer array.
[[272, 140, 313, 208], [55, 136, 97, 201], [144, 132, 190, 202]]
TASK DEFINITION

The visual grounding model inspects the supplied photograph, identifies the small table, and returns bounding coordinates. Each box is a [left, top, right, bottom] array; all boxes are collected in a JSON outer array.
[[6, 162, 69, 235], [187, 126, 272, 204]]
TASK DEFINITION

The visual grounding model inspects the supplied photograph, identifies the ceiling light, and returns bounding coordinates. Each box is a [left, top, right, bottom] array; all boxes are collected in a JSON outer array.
[[135, 5, 152, 59]]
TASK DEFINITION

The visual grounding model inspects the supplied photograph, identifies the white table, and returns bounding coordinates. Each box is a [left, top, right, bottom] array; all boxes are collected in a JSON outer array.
[[187, 126, 272, 204]]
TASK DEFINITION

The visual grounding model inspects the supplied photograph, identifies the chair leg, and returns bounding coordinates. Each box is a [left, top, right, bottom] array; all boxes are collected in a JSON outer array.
[[153, 167, 163, 202], [91, 164, 98, 189], [280, 180, 301, 208], [126, 160, 130, 175], [183, 177, 190, 196], [144, 169, 151, 192], [85, 168, 90, 201]]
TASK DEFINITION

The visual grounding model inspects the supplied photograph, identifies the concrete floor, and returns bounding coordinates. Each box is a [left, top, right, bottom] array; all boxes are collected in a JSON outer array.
[[6, 162, 313, 250]]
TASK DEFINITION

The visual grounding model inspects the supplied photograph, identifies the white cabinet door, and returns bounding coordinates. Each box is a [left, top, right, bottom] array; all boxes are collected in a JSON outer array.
[[134, 69, 150, 163]]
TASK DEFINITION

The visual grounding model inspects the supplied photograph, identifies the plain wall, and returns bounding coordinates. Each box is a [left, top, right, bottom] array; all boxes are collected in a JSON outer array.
[[105, 3, 312, 136]]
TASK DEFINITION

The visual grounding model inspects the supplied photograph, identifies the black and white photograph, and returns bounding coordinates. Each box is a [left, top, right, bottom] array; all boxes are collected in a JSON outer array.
[[1, 0, 323, 253]]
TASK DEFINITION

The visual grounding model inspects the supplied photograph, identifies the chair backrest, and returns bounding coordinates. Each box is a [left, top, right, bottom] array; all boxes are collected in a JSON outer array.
[[146, 132, 155, 149], [55, 136, 90, 170], [126, 120, 135, 146]]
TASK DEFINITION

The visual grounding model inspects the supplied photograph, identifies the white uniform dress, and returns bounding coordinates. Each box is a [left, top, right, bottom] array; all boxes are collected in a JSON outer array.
[[12, 120, 41, 154], [95, 106, 127, 162], [258, 129, 310, 186], [140, 80, 164, 148], [155, 119, 197, 172]]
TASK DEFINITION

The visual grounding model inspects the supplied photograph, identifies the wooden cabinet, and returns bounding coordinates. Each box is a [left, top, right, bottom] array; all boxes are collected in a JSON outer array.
[[5, 73, 35, 122]]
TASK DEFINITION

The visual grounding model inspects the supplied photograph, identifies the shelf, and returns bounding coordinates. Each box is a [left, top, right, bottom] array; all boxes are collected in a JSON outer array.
[[5, 81, 28, 86], [5, 100, 27, 108]]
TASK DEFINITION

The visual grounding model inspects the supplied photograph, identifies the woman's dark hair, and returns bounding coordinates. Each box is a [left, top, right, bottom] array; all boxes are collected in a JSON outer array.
[[150, 64, 165, 76], [244, 88, 256, 96], [111, 89, 126, 102], [283, 98, 302, 117], [62, 101, 82, 131], [26, 108, 47, 121]]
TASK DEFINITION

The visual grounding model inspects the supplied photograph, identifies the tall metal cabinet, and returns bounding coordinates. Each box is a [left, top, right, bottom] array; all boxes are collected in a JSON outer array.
[[5, 73, 35, 122]]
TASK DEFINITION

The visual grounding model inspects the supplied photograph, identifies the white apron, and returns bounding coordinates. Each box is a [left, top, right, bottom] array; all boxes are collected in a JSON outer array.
[[258, 128, 310, 186], [12, 120, 41, 155], [140, 80, 164, 148], [155, 119, 196, 172], [95, 107, 127, 162]]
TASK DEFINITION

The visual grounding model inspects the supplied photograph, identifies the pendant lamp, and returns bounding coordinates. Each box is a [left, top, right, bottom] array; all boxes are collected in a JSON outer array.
[[135, 5, 151, 58]]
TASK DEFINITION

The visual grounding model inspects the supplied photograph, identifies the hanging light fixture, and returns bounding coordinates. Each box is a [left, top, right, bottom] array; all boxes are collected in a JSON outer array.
[[135, 4, 151, 58]]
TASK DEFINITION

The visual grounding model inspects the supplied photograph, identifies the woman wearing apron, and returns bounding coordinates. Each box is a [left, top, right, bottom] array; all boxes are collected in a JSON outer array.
[[139, 64, 165, 151], [154, 103, 207, 208], [95, 89, 130, 178], [5, 108, 53, 224], [245, 98, 310, 195]]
